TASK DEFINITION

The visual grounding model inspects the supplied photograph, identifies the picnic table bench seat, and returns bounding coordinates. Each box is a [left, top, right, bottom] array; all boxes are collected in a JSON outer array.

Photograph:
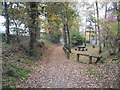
[[77, 53, 102, 64]]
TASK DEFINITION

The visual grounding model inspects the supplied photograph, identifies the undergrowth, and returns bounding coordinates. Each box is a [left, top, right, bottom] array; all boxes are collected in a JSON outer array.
[[2, 56, 33, 88], [2, 40, 49, 88]]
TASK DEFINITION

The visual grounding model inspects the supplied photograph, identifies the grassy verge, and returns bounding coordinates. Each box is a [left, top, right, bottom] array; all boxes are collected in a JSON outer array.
[[2, 56, 35, 88], [71, 45, 118, 63], [71, 44, 120, 88], [71, 45, 100, 63]]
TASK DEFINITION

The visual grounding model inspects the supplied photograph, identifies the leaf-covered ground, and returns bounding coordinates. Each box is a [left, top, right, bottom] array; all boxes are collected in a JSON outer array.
[[15, 45, 104, 88], [2, 41, 47, 88], [71, 45, 120, 88]]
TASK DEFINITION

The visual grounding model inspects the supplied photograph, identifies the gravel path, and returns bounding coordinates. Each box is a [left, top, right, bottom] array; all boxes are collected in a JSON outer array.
[[17, 45, 103, 88]]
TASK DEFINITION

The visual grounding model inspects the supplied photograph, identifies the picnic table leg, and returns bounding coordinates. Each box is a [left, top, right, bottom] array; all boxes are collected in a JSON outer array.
[[89, 56, 92, 64], [77, 54, 79, 62], [82, 48, 84, 51], [95, 57, 100, 63]]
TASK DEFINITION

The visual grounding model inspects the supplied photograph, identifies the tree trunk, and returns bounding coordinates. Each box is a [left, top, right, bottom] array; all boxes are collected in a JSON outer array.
[[89, 30, 91, 44], [4, 2, 10, 44], [28, 2, 38, 56], [96, 1, 102, 54], [66, 24, 71, 53], [103, 4, 108, 47], [63, 24, 67, 48], [94, 17, 97, 45], [84, 27, 86, 46], [36, 6, 39, 41], [94, 3, 97, 45], [117, 1, 120, 58], [84, 14, 87, 46]]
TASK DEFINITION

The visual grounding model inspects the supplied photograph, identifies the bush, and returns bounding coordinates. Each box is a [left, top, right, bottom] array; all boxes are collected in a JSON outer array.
[[2, 33, 18, 42], [71, 31, 84, 47], [51, 31, 61, 43]]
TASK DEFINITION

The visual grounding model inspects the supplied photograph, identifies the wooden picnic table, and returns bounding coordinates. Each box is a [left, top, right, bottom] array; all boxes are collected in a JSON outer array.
[[77, 46, 87, 51]]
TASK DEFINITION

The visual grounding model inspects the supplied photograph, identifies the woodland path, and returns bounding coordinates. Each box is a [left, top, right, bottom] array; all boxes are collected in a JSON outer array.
[[18, 45, 103, 88]]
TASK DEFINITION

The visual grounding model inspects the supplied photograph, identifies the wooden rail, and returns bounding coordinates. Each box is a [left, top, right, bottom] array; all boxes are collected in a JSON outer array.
[[77, 53, 102, 64], [63, 47, 70, 59]]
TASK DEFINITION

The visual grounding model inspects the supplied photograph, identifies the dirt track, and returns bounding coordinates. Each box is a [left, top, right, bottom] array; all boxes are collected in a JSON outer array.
[[17, 45, 103, 88]]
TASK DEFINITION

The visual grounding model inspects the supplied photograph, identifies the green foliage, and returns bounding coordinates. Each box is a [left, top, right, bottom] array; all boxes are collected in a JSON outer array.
[[3, 65, 31, 88], [5, 68, 31, 79], [3, 57, 33, 88], [71, 31, 84, 47], [16, 69, 31, 79], [4, 58, 32, 78], [51, 30, 61, 43], [20, 59, 35, 65], [14, 57, 35, 65], [6, 69, 16, 77], [101, 19, 119, 55]]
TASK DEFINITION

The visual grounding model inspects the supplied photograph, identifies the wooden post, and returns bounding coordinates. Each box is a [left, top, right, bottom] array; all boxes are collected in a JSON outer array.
[[67, 52, 70, 59], [66, 50, 68, 59], [77, 54, 79, 62], [65, 49, 66, 55], [68, 52, 70, 59], [89, 56, 92, 64]]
